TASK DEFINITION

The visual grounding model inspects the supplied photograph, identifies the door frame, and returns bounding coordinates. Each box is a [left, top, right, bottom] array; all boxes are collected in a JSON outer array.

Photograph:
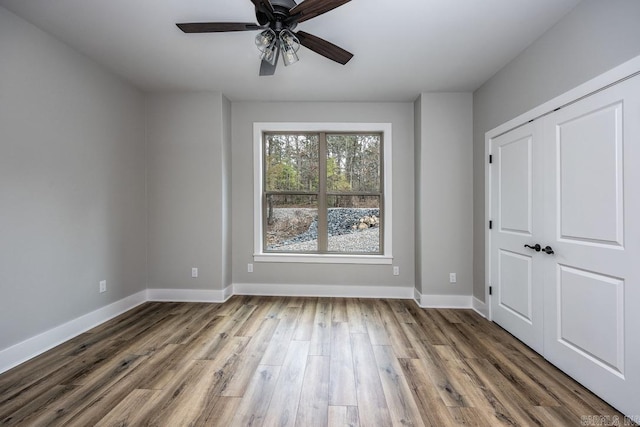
[[484, 54, 640, 322]]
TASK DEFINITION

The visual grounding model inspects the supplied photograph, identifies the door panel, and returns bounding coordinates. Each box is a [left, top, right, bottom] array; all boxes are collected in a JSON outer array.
[[490, 122, 543, 353], [557, 265, 624, 376], [499, 136, 532, 234], [543, 76, 640, 416], [556, 102, 624, 246], [498, 250, 533, 322]]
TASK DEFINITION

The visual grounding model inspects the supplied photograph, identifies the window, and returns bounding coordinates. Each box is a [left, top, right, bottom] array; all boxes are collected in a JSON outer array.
[[254, 123, 392, 264]]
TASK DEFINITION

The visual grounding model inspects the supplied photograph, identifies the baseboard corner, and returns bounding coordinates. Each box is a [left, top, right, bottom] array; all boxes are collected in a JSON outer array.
[[472, 296, 489, 318]]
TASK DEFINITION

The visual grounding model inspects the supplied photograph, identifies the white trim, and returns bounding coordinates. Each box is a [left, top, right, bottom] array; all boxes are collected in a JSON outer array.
[[222, 284, 234, 301], [484, 54, 640, 322], [233, 282, 413, 299], [485, 120, 493, 320], [413, 288, 421, 306], [253, 122, 393, 262], [472, 297, 488, 318], [412, 291, 473, 309], [253, 254, 393, 264], [147, 287, 232, 303], [0, 290, 147, 374]]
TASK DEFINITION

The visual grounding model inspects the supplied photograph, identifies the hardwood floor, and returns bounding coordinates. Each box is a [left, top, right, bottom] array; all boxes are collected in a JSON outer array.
[[0, 296, 630, 426]]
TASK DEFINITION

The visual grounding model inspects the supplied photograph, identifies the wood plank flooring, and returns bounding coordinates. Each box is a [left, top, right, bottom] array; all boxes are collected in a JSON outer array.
[[0, 296, 631, 426]]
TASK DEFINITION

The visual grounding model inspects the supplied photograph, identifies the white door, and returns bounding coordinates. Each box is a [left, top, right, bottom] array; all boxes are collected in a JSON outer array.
[[490, 122, 544, 353], [542, 76, 640, 416]]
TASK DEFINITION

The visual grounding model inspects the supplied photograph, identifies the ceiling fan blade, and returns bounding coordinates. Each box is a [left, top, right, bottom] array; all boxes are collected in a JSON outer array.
[[289, 0, 351, 23], [296, 31, 353, 65], [259, 47, 280, 76], [177, 22, 262, 33]]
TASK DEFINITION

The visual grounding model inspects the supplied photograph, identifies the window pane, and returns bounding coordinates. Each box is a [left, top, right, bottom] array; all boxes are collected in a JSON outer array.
[[327, 195, 380, 253], [266, 194, 318, 252], [326, 134, 380, 192], [265, 134, 319, 192]]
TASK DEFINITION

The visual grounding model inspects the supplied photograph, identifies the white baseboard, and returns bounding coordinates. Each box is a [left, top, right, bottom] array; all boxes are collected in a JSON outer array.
[[233, 283, 414, 299], [413, 291, 473, 309], [0, 290, 147, 374], [147, 286, 232, 303], [222, 284, 234, 301], [413, 288, 421, 306], [472, 297, 489, 318]]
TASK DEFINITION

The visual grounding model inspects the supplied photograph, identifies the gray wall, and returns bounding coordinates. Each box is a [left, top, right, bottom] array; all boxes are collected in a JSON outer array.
[[146, 92, 232, 291], [231, 102, 415, 289], [473, 0, 640, 301], [0, 7, 147, 350], [415, 93, 473, 297]]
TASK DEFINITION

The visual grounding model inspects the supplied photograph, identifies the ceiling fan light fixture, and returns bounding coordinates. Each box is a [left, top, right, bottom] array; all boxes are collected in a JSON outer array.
[[260, 40, 279, 65], [255, 28, 276, 52], [279, 29, 300, 66]]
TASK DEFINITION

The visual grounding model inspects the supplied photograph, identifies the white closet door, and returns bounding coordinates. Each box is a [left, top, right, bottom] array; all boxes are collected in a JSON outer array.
[[490, 122, 544, 353], [542, 75, 640, 415]]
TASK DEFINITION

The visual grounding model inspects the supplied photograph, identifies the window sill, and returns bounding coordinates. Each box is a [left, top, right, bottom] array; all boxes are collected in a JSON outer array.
[[253, 253, 393, 265]]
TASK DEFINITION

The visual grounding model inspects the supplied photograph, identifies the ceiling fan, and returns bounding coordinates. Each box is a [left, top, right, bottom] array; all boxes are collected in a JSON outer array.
[[176, 0, 354, 76]]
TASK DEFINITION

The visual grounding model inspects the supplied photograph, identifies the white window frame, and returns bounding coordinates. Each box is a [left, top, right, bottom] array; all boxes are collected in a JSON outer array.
[[253, 122, 393, 264]]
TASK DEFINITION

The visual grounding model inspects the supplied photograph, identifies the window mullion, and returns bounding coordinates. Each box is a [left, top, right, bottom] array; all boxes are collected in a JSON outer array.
[[317, 132, 328, 252]]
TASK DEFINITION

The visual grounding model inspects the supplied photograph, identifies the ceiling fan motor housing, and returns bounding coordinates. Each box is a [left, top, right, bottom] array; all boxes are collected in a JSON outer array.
[[270, 0, 297, 9], [256, 0, 298, 30]]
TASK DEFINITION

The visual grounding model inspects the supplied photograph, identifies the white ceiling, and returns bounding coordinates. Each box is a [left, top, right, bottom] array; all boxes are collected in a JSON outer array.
[[0, 0, 581, 101]]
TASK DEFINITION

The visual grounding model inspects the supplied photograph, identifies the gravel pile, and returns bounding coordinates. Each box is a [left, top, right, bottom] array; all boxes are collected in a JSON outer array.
[[269, 207, 380, 252], [283, 208, 379, 244], [274, 227, 379, 252]]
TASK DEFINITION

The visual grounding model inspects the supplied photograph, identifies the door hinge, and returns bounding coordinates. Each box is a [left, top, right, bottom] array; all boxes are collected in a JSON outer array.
[[489, 154, 493, 164], [489, 220, 493, 229], [489, 286, 493, 296]]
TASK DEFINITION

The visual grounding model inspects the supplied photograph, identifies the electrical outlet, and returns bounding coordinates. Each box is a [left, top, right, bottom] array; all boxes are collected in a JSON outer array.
[[99, 280, 106, 293], [248, 263, 254, 273], [191, 267, 198, 278], [449, 273, 457, 283], [393, 266, 400, 276]]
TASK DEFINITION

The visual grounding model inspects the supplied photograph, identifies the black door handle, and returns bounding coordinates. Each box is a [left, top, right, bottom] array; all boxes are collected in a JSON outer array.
[[542, 245, 554, 255], [524, 244, 541, 252]]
